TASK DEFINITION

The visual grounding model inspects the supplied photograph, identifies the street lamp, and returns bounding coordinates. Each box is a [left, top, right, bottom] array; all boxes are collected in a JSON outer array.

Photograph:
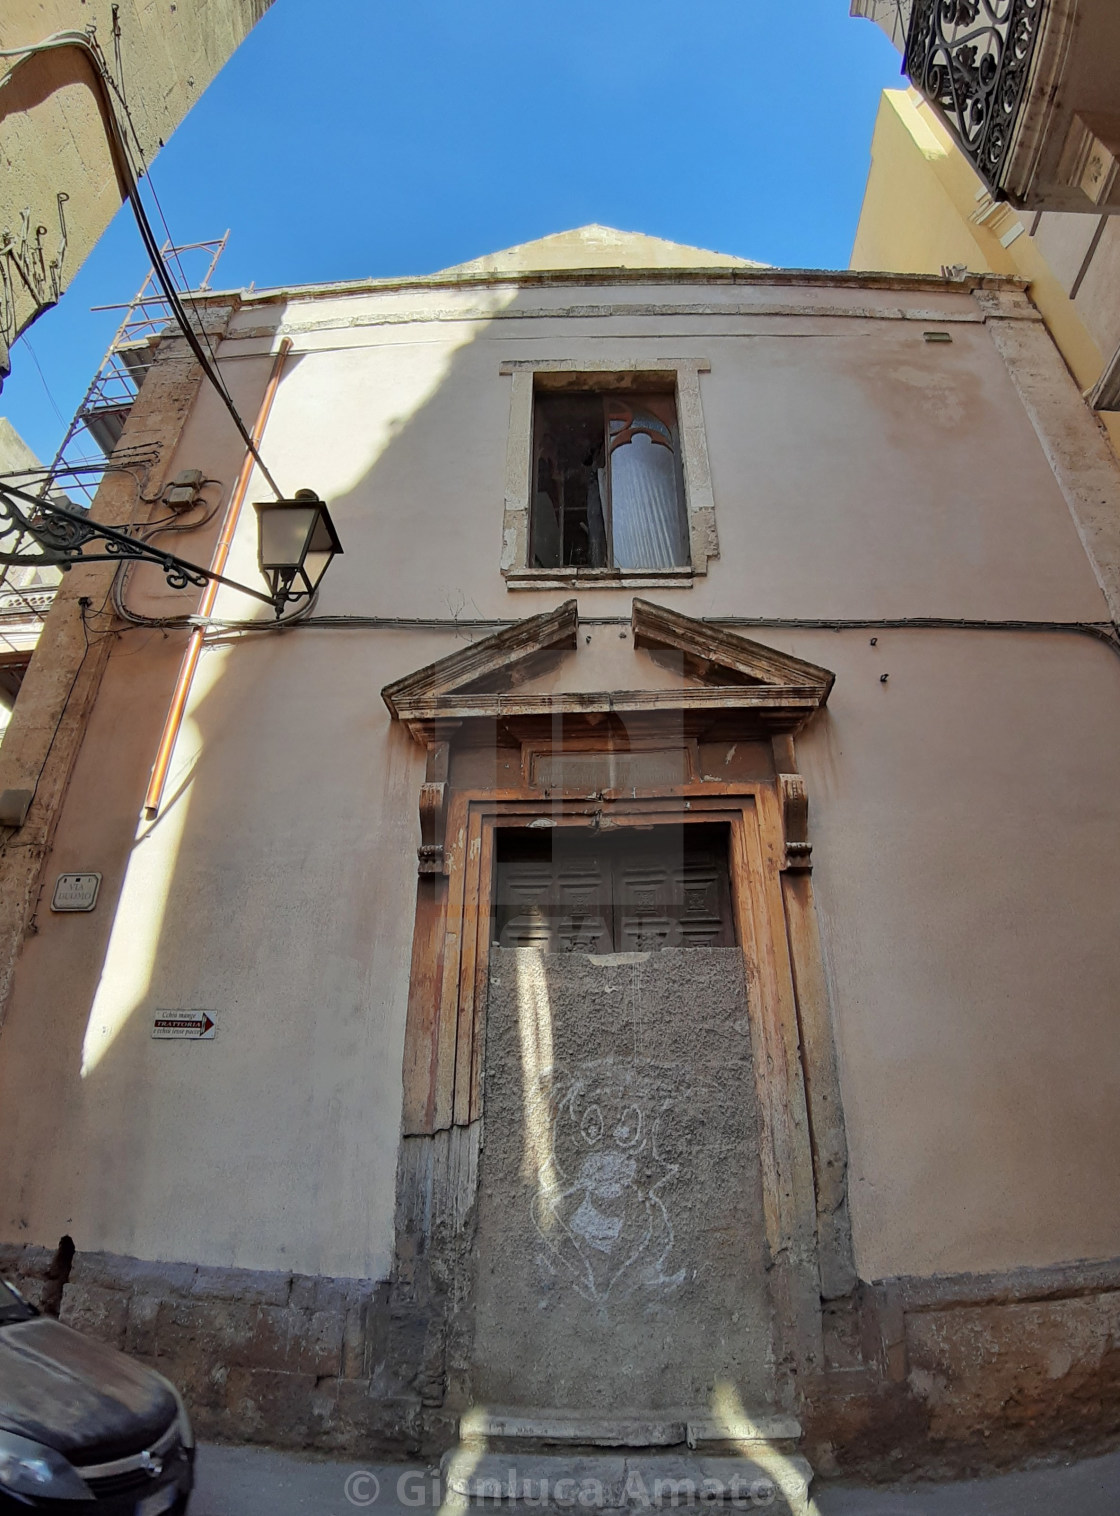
[[0, 475, 343, 616], [253, 490, 343, 610]]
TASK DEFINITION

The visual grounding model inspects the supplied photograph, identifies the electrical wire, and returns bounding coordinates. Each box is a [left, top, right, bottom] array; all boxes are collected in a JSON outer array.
[[0, 465, 232, 633], [114, 162, 284, 498], [109, 484, 227, 626], [181, 592, 322, 635], [708, 614, 1120, 660], [8, 34, 1116, 669], [0, 459, 173, 512], [176, 611, 1120, 664], [15, 334, 68, 429], [0, 454, 132, 626], [94, 25, 229, 388], [8, 29, 231, 403]]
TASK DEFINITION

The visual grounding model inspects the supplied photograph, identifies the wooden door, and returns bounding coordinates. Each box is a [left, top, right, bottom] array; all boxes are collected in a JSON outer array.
[[492, 824, 735, 953]]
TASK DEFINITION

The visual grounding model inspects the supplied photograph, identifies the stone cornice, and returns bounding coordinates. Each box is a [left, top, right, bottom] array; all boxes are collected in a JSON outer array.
[[189, 265, 1029, 316]]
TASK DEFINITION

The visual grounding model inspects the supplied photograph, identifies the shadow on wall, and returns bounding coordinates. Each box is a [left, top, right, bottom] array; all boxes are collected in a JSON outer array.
[[0, 283, 812, 1451], [0, 290, 546, 1271]]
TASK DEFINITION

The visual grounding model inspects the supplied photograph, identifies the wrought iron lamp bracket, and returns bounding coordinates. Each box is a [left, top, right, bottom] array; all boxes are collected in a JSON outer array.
[[0, 481, 279, 608]]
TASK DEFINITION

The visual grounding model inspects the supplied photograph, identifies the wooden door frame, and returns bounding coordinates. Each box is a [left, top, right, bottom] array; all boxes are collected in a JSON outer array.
[[400, 775, 832, 1395], [384, 598, 849, 1400]]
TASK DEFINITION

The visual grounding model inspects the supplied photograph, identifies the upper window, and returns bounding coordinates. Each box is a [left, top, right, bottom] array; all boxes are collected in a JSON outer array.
[[499, 360, 718, 585], [530, 391, 688, 572]]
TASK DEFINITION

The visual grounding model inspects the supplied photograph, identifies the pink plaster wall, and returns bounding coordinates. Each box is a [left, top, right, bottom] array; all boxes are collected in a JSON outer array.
[[1, 274, 1118, 1285]]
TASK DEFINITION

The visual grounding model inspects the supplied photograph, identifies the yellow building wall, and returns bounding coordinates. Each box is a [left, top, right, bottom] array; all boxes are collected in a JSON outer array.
[[852, 90, 1120, 457]]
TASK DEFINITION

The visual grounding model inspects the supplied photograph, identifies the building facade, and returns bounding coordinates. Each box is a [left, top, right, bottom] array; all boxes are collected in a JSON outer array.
[[1, 227, 1119, 1489], [0, 0, 273, 384]]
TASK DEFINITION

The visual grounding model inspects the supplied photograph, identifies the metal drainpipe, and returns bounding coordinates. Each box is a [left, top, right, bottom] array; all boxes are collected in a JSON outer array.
[[142, 336, 292, 818]]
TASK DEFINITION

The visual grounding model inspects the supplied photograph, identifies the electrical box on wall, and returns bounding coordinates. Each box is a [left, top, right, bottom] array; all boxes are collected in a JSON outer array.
[[163, 469, 206, 511]]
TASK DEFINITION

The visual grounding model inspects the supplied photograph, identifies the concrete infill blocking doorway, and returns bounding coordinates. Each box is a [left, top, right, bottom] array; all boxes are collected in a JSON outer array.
[[439, 937, 818, 1515], [473, 948, 776, 1415]]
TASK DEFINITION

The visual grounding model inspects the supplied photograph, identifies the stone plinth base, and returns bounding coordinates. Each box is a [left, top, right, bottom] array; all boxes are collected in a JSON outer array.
[[0, 1242, 433, 1456], [2, 1240, 1119, 1477]]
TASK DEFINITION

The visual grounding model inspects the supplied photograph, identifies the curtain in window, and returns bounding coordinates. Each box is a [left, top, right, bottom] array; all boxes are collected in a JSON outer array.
[[608, 409, 687, 569]]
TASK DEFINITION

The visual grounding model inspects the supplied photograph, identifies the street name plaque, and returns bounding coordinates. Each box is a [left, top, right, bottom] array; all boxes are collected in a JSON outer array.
[[51, 873, 101, 912]]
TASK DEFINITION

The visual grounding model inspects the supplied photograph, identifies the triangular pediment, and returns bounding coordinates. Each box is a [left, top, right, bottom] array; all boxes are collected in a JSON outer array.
[[382, 599, 833, 739], [382, 601, 581, 720], [630, 599, 835, 695]]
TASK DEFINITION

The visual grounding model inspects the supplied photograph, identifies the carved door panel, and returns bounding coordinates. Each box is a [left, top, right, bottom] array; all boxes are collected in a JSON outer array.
[[493, 834, 613, 953], [615, 834, 735, 952], [493, 826, 735, 953]]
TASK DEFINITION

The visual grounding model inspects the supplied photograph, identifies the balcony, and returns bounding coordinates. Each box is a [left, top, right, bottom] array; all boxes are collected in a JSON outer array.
[[855, 1, 1120, 212], [905, 2, 1045, 191]]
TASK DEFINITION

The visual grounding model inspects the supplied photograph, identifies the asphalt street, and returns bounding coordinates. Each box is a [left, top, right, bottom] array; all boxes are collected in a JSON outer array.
[[191, 1442, 1120, 1516]]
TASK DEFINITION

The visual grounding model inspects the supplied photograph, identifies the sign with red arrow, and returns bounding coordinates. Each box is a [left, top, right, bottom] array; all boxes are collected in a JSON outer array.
[[152, 1009, 218, 1040]]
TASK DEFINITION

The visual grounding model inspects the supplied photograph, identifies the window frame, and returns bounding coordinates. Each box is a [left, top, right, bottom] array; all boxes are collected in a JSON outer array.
[[529, 388, 689, 573], [499, 358, 719, 588]]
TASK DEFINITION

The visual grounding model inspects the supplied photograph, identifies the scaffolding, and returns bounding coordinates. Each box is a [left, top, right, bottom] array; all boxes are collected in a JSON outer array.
[[41, 232, 228, 508], [0, 233, 228, 631]]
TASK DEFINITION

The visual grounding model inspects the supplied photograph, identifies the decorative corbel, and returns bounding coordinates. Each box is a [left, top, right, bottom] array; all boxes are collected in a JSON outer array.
[[773, 735, 812, 872], [417, 741, 449, 875], [778, 773, 812, 872]]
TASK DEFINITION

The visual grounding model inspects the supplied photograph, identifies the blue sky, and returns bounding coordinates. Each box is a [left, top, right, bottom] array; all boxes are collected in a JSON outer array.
[[5, 0, 903, 463]]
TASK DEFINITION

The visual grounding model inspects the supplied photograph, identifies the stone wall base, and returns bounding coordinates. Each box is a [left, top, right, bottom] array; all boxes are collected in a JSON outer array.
[[0, 1243, 444, 1456], [3, 1242, 1120, 1475], [806, 1265, 1120, 1479]]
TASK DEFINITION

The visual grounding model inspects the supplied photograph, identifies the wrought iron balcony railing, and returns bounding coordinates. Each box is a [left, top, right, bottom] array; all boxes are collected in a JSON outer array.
[[905, 0, 1045, 186]]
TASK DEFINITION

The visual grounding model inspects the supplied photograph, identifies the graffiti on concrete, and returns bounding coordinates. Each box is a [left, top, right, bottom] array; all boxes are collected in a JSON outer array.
[[529, 1057, 689, 1307]]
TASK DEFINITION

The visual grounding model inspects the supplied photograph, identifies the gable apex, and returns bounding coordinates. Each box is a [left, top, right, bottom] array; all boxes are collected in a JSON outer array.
[[435, 225, 768, 277]]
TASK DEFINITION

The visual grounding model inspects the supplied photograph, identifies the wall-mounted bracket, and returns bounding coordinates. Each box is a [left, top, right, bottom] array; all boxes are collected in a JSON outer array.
[[778, 772, 812, 872], [417, 740, 450, 874]]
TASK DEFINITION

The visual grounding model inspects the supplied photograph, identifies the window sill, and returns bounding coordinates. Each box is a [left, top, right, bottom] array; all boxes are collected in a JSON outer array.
[[504, 567, 695, 591]]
